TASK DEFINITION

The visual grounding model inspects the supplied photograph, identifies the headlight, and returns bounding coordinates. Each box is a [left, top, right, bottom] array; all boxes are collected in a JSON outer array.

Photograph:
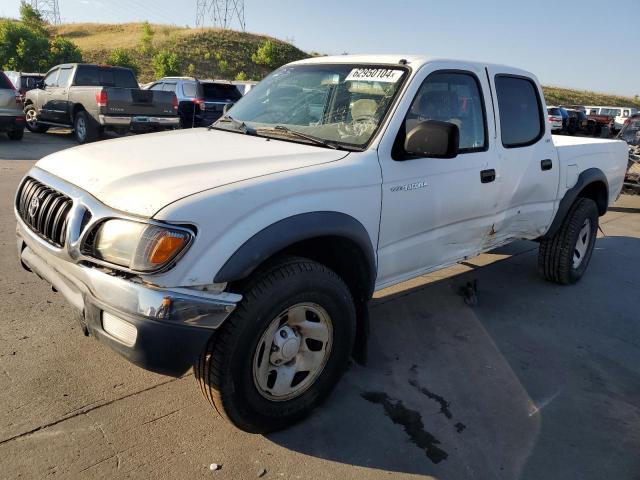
[[88, 219, 192, 272]]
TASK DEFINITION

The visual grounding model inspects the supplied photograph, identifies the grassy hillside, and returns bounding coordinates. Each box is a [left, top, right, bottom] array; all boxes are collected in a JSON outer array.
[[542, 86, 640, 109], [53, 22, 308, 82], [50, 23, 640, 108]]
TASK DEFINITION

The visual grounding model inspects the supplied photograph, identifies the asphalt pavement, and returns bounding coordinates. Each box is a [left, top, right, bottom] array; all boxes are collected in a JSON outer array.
[[0, 131, 639, 479]]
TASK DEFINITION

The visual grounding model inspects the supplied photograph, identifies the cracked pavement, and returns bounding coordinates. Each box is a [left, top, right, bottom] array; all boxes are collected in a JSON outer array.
[[1, 132, 639, 479]]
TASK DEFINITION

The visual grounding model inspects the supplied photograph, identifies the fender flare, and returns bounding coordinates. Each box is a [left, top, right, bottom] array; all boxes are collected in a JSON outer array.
[[543, 167, 608, 239], [214, 211, 377, 293]]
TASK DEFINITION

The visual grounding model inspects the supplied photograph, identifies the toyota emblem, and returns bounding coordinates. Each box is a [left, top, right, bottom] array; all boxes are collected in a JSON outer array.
[[28, 197, 40, 218]]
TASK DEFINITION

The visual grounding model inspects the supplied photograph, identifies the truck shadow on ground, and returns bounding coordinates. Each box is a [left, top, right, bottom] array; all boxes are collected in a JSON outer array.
[[267, 237, 640, 479]]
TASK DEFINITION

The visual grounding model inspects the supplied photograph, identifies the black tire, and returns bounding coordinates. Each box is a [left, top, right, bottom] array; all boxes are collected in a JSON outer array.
[[73, 110, 99, 144], [195, 256, 356, 433], [24, 105, 48, 133], [538, 198, 599, 285], [7, 128, 24, 141]]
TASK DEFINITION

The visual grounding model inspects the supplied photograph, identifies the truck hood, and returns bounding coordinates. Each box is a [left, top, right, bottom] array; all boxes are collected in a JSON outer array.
[[36, 128, 348, 217]]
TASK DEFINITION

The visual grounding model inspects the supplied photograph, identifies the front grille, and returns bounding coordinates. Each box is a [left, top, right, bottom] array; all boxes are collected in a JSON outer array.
[[16, 177, 73, 247]]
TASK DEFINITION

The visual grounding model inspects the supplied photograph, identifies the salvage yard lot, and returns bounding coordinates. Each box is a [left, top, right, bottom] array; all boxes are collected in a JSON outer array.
[[1, 132, 639, 479]]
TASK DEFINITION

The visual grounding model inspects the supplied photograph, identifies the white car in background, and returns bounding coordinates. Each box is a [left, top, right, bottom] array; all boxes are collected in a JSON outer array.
[[547, 107, 564, 132]]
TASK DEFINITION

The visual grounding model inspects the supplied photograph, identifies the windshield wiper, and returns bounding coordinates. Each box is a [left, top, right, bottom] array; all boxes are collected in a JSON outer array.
[[210, 115, 254, 134], [257, 125, 339, 150]]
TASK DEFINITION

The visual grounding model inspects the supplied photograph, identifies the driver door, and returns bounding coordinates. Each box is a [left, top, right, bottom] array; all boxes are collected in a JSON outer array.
[[38, 68, 59, 122], [375, 64, 500, 289]]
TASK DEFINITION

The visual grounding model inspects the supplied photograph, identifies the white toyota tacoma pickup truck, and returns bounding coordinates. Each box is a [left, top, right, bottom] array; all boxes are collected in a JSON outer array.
[[15, 55, 627, 433]]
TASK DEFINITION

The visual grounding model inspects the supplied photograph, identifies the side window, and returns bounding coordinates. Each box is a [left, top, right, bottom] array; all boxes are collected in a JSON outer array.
[[182, 82, 197, 97], [44, 69, 59, 88], [56, 68, 73, 88], [405, 71, 487, 152], [495, 75, 544, 148], [163, 83, 177, 93], [623, 109, 630, 117], [149, 83, 164, 91]]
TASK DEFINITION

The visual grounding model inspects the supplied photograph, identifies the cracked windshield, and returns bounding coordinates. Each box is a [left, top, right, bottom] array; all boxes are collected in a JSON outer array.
[[218, 64, 407, 148]]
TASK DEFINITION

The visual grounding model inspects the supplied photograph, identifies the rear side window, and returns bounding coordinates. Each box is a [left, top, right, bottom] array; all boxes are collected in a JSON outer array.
[[182, 83, 197, 97], [202, 83, 242, 101], [0, 72, 13, 89], [162, 83, 177, 93], [74, 65, 138, 88], [495, 75, 544, 148], [56, 68, 73, 88]]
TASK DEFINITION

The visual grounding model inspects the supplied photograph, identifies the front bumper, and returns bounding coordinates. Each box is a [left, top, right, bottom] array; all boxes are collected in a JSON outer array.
[[16, 216, 239, 377], [98, 115, 180, 128]]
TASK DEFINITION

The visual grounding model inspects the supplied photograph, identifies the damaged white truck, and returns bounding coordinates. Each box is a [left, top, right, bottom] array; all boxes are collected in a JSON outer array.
[[15, 55, 627, 432]]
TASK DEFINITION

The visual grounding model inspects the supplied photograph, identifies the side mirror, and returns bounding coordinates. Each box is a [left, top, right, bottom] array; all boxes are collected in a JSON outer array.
[[223, 103, 233, 114], [36, 80, 45, 89], [404, 120, 459, 159]]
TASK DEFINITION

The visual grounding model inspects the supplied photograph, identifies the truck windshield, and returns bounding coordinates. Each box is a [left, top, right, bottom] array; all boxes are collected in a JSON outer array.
[[216, 64, 407, 149], [74, 65, 138, 88]]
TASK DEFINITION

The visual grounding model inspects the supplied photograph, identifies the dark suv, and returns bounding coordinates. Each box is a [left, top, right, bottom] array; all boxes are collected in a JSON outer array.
[[148, 77, 243, 128]]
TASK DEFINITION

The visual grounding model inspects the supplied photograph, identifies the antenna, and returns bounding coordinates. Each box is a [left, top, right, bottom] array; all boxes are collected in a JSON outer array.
[[196, 0, 245, 31], [27, 0, 61, 25]]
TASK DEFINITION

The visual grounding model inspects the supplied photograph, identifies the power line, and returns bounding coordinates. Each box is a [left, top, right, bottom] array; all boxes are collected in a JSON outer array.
[[27, 0, 61, 25], [196, 0, 245, 30]]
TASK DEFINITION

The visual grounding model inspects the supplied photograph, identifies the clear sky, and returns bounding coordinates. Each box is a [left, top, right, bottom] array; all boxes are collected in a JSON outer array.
[[1, 0, 637, 96]]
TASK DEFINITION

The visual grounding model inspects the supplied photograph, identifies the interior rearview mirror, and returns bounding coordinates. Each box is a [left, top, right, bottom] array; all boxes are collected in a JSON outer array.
[[404, 120, 459, 159]]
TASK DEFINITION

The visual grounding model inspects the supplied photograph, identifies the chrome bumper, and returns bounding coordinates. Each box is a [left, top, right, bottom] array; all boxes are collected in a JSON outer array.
[[98, 115, 180, 126], [16, 225, 238, 329]]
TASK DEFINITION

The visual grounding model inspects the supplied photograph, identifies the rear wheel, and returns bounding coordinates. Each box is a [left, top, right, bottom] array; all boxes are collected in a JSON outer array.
[[538, 198, 599, 284], [73, 111, 99, 144], [195, 257, 356, 433], [7, 128, 24, 141], [24, 105, 48, 133]]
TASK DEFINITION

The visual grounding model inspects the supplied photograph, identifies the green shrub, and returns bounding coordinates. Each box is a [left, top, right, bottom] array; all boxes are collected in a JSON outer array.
[[235, 71, 247, 81], [107, 47, 138, 74], [152, 49, 180, 77]]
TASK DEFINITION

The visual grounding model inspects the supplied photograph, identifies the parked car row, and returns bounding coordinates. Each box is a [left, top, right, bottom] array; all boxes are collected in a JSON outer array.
[[547, 106, 589, 135], [1, 64, 257, 143]]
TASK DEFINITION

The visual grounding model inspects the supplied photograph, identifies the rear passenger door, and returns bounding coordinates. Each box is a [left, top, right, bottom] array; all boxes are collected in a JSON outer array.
[[486, 69, 560, 242]]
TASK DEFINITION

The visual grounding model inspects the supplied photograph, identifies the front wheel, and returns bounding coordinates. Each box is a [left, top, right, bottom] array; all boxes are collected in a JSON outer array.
[[24, 105, 48, 133], [195, 257, 356, 433], [538, 198, 599, 284]]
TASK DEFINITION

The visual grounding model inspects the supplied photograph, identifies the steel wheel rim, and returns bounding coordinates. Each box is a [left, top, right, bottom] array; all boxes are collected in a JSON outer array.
[[76, 117, 86, 140], [26, 108, 37, 128], [573, 218, 592, 268], [252, 302, 333, 402]]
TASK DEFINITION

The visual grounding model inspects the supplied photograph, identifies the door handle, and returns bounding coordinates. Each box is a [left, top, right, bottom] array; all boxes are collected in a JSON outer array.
[[541, 159, 553, 171], [480, 169, 496, 183]]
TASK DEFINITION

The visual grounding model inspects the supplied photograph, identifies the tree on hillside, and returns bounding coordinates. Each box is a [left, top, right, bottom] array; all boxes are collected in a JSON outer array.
[[107, 48, 139, 74], [49, 37, 83, 65], [152, 49, 180, 77], [141, 21, 154, 54], [19, 2, 48, 36], [252, 40, 301, 69], [0, 20, 50, 71]]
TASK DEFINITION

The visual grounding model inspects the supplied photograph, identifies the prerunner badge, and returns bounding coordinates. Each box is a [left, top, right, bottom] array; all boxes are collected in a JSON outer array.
[[345, 68, 403, 83]]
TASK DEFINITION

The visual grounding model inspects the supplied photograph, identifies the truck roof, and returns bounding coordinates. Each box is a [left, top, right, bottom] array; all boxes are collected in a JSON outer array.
[[291, 54, 535, 79]]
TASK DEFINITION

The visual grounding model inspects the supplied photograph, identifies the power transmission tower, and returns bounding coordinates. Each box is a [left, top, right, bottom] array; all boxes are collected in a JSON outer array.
[[27, 0, 61, 25], [196, 0, 245, 31]]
